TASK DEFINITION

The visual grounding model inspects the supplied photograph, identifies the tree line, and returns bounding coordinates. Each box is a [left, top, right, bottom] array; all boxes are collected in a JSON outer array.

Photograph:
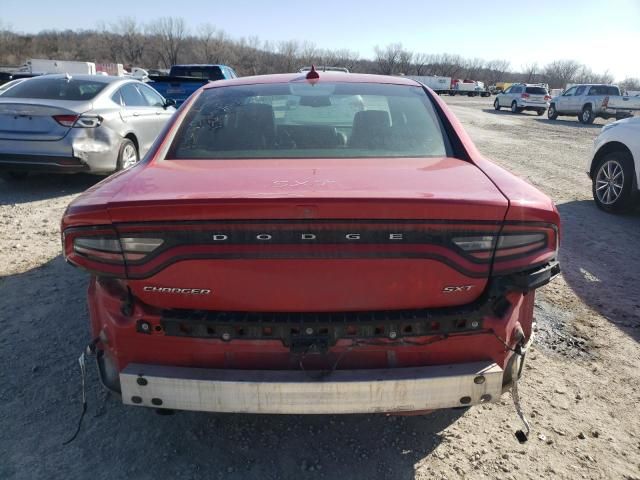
[[1, 17, 638, 91]]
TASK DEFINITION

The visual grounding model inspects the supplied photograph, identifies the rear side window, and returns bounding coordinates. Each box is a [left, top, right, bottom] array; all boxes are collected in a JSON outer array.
[[137, 84, 165, 107], [575, 86, 587, 96], [2, 77, 107, 100], [526, 87, 548, 95], [588, 85, 620, 95], [167, 82, 451, 160], [119, 84, 147, 107], [171, 66, 225, 81]]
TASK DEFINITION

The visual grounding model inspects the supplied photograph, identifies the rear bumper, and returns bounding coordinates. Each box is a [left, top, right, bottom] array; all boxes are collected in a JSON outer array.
[[120, 361, 503, 414], [0, 153, 89, 173], [518, 101, 549, 109]]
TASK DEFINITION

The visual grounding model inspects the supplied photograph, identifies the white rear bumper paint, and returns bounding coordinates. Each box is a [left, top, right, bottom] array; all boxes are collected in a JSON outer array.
[[120, 361, 504, 414]]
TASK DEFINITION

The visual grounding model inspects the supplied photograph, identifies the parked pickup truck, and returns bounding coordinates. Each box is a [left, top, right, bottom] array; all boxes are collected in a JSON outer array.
[[548, 84, 640, 124], [147, 64, 238, 106]]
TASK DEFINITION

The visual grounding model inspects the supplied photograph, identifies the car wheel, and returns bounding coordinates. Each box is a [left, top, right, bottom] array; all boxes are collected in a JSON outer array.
[[0, 171, 29, 181], [548, 104, 558, 120], [510, 101, 519, 113], [116, 139, 139, 171], [536, 109, 545, 116], [494, 99, 501, 110], [592, 152, 635, 213], [580, 106, 595, 124]]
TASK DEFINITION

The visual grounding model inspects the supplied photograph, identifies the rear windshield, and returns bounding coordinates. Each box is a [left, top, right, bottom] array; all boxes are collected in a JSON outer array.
[[170, 66, 224, 81], [167, 82, 450, 159], [1, 77, 107, 101], [525, 87, 548, 95]]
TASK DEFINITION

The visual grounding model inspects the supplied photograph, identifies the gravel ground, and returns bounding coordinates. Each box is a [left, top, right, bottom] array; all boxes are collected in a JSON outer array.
[[1, 96, 639, 480]]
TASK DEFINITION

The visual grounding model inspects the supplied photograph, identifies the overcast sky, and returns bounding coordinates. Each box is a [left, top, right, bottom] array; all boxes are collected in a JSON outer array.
[[3, 0, 639, 80]]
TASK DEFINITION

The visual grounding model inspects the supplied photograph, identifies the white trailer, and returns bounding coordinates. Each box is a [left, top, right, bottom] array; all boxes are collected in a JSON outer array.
[[406, 75, 452, 94], [22, 59, 97, 75], [96, 63, 125, 76], [451, 79, 491, 97]]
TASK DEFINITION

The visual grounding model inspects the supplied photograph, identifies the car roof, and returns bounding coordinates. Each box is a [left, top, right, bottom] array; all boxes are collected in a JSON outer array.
[[202, 72, 421, 90], [26, 74, 129, 84]]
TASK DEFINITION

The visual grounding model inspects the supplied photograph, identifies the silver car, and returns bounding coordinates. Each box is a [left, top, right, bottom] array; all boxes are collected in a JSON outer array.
[[493, 83, 551, 115], [0, 74, 175, 179]]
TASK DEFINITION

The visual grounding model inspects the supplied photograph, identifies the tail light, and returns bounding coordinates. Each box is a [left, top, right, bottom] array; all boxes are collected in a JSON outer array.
[[602, 96, 609, 108], [521, 93, 530, 99], [452, 224, 558, 274], [544, 95, 552, 101], [53, 114, 102, 128], [53, 115, 78, 127], [63, 226, 164, 277]]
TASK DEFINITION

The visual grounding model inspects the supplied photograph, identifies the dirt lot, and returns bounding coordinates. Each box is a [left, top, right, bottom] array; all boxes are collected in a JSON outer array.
[[1, 96, 639, 480]]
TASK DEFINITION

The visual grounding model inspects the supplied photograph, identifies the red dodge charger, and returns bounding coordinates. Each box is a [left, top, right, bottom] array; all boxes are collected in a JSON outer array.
[[61, 71, 560, 416]]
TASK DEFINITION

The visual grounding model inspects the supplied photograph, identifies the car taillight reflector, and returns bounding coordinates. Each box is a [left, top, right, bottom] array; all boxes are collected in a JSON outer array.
[[53, 114, 79, 127], [544, 95, 552, 101], [602, 96, 609, 108], [521, 93, 530, 99]]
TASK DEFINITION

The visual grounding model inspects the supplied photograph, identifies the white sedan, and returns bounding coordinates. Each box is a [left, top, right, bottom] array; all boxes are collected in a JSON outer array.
[[588, 116, 640, 212]]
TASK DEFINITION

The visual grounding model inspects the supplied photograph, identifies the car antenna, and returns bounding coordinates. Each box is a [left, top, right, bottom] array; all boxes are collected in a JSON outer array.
[[306, 65, 320, 80]]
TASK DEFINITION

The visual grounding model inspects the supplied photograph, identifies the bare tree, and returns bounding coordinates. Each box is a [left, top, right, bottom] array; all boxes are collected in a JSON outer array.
[[397, 49, 413, 75], [298, 41, 319, 66], [619, 77, 640, 94], [521, 62, 539, 83], [413, 53, 430, 76], [543, 60, 581, 88], [428, 53, 464, 78], [463, 57, 485, 80], [147, 17, 187, 68], [483, 59, 511, 85], [277, 40, 299, 72], [197, 23, 229, 64], [107, 17, 146, 65], [374, 43, 404, 75], [334, 49, 359, 71]]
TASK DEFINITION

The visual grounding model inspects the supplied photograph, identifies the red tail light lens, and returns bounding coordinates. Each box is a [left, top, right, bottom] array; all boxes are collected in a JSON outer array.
[[53, 114, 79, 127], [521, 93, 530, 99], [53, 114, 102, 128], [544, 95, 552, 101], [63, 226, 164, 277], [602, 96, 609, 108]]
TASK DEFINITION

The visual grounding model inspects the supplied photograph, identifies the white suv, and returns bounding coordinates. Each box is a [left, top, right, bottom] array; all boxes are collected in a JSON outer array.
[[494, 84, 551, 115]]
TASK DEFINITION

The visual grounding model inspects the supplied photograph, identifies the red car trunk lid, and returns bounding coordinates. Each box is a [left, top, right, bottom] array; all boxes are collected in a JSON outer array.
[[108, 157, 508, 311]]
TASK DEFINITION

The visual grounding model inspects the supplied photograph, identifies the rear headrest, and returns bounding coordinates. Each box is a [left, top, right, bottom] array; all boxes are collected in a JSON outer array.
[[353, 110, 391, 129], [234, 103, 276, 148], [349, 110, 391, 149]]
